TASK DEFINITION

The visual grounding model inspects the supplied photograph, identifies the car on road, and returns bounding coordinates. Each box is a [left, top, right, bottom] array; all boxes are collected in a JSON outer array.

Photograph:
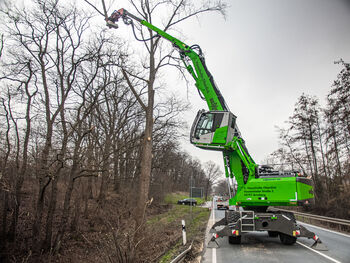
[[216, 197, 229, 210], [177, 198, 197, 206]]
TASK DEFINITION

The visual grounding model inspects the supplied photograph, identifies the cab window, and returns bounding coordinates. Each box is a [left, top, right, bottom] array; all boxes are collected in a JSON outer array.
[[195, 113, 214, 137]]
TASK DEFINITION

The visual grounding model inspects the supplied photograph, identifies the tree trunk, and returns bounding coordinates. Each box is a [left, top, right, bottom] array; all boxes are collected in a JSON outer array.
[[70, 183, 82, 232], [1, 191, 9, 244], [135, 91, 154, 227], [98, 135, 112, 201], [53, 168, 77, 253], [86, 140, 94, 199], [205, 180, 210, 201], [53, 132, 83, 253], [43, 177, 58, 251], [113, 147, 120, 192], [330, 119, 342, 177]]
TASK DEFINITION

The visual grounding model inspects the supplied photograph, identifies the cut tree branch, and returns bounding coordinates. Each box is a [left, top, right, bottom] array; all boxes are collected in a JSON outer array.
[[121, 68, 147, 112]]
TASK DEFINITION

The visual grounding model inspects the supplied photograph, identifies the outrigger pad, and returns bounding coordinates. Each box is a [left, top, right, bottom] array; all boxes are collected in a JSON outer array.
[[210, 217, 226, 230], [207, 238, 219, 248], [311, 240, 328, 251]]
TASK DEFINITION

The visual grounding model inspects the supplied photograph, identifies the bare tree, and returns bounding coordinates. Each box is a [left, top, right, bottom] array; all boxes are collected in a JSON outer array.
[[115, 0, 227, 227], [214, 179, 228, 196], [0, 0, 129, 251], [203, 161, 222, 200], [271, 60, 350, 217], [0, 0, 229, 260]]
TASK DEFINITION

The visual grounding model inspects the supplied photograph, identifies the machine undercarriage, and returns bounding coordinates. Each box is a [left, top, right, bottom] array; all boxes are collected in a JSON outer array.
[[208, 208, 327, 250]]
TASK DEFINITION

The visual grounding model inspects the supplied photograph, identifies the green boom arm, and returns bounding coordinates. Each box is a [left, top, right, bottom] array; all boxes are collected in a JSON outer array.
[[107, 7, 257, 188], [107, 9, 228, 111], [106, 9, 314, 208]]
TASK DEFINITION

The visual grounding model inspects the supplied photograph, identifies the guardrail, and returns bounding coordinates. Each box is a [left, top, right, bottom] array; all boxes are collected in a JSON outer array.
[[170, 241, 193, 263], [269, 207, 350, 232]]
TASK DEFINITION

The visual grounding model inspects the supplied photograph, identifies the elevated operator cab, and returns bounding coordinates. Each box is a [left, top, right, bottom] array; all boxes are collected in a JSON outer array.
[[190, 110, 237, 150]]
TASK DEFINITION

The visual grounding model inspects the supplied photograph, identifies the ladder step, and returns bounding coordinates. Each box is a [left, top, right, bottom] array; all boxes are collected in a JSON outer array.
[[240, 211, 255, 232], [242, 225, 255, 232], [242, 219, 254, 224]]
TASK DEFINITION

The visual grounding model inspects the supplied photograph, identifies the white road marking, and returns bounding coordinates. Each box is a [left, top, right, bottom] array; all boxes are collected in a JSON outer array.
[[212, 246, 217, 263], [297, 221, 350, 238], [211, 201, 217, 263], [296, 241, 342, 263]]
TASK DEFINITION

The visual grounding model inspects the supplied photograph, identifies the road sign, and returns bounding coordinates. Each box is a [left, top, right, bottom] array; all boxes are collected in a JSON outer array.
[[190, 187, 203, 198]]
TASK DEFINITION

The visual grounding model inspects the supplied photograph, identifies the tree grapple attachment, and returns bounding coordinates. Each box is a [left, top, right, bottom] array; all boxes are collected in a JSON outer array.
[[107, 8, 142, 29], [106, 10, 121, 29]]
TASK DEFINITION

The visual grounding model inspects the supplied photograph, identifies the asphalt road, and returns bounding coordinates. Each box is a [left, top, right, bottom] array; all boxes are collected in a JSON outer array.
[[201, 202, 350, 263]]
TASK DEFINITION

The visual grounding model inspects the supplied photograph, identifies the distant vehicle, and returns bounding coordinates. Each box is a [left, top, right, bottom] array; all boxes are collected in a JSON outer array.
[[216, 197, 229, 210], [177, 198, 197, 206]]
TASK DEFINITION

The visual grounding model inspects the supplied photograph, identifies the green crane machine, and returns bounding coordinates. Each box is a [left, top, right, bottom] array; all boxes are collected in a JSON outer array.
[[107, 8, 327, 250]]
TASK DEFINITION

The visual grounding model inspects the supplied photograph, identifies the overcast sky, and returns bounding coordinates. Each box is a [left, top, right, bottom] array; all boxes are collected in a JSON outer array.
[[166, 0, 350, 169], [5, 0, 350, 173]]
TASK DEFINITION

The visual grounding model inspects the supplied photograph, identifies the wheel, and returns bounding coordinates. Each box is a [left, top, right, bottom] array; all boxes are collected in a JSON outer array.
[[268, 231, 279, 238], [279, 233, 296, 245], [228, 235, 241, 244]]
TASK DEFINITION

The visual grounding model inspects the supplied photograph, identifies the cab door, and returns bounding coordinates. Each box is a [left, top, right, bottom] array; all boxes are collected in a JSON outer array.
[[193, 112, 215, 144], [226, 113, 237, 143]]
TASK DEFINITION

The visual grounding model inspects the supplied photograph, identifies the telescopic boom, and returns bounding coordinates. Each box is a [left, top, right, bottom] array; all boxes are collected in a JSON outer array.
[[107, 9, 228, 112], [106, 8, 327, 250]]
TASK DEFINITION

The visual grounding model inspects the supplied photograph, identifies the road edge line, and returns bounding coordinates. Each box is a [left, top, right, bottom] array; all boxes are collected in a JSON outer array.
[[297, 221, 350, 238], [296, 241, 342, 263], [211, 202, 217, 263]]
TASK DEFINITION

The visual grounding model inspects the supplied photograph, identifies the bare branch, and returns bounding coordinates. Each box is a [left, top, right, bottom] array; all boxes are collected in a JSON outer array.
[[0, 34, 4, 58], [121, 68, 147, 112], [83, 0, 106, 17]]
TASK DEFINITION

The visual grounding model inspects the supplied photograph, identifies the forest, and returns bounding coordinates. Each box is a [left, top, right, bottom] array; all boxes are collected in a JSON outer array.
[[269, 60, 350, 219], [0, 0, 225, 261], [0, 0, 348, 262]]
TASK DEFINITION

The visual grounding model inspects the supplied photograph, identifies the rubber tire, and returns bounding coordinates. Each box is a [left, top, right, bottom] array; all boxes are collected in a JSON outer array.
[[279, 233, 297, 245], [228, 235, 241, 244], [268, 231, 279, 238]]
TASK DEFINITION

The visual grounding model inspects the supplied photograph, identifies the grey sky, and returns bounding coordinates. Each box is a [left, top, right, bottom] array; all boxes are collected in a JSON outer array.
[[6, 0, 350, 172], [173, 0, 350, 168]]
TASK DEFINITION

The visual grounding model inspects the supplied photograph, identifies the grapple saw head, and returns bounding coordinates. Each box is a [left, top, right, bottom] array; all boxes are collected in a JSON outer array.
[[106, 8, 126, 29]]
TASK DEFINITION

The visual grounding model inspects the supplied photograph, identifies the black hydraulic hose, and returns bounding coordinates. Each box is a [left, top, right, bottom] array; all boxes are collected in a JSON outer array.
[[129, 20, 160, 42], [199, 55, 229, 111], [190, 44, 203, 56], [196, 87, 206, 100]]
